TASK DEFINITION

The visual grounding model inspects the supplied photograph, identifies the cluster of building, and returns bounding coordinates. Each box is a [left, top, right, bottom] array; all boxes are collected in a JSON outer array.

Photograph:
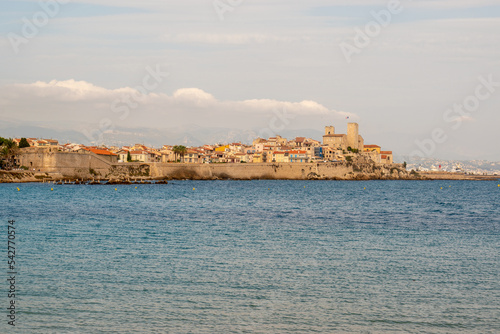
[[406, 159, 500, 175], [13, 138, 59, 148], [14, 123, 394, 165]]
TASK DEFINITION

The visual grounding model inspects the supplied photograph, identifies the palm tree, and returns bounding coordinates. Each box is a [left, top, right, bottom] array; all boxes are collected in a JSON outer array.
[[172, 146, 179, 162], [172, 145, 187, 163]]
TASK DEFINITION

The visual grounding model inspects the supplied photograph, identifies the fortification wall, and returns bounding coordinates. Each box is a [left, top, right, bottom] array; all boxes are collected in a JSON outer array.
[[14, 150, 411, 180], [149, 162, 384, 180], [151, 163, 348, 180], [18, 148, 112, 177]]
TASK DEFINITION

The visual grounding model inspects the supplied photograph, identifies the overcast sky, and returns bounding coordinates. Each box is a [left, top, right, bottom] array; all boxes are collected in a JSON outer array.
[[1, 0, 499, 160]]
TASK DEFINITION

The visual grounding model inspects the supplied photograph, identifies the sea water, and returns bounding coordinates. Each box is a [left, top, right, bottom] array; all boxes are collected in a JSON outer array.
[[1, 180, 499, 333]]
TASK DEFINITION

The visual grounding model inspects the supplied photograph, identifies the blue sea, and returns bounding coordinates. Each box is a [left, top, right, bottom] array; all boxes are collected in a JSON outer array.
[[2, 180, 500, 333]]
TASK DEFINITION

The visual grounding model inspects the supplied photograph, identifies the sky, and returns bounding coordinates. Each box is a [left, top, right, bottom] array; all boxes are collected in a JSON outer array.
[[1, 0, 499, 161]]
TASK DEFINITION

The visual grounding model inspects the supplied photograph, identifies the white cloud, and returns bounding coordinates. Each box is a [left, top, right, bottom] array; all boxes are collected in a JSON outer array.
[[172, 88, 217, 106], [0, 79, 354, 131], [8, 80, 132, 101]]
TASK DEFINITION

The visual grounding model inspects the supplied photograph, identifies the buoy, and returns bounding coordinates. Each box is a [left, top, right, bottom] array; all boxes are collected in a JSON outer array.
[[268, 188, 270, 190], [449, 186, 451, 187], [115, 188, 117, 191], [304, 186, 306, 188], [135, 186, 137, 189], [16, 187, 20, 191], [364, 187, 366, 190], [440, 187, 443, 190], [51, 188, 53, 191], [193, 188, 195, 190]]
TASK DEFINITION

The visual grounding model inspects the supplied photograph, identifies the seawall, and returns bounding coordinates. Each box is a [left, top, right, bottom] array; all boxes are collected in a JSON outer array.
[[147, 162, 408, 180], [11, 148, 415, 181]]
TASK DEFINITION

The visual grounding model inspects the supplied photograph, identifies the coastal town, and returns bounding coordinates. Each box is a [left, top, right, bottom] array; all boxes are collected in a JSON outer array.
[[406, 159, 500, 176], [3, 123, 395, 167]]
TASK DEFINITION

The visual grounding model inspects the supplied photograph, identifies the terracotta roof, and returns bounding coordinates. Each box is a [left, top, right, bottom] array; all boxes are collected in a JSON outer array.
[[381, 155, 388, 159], [364, 145, 381, 148], [380, 151, 392, 154], [289, 150, 306, 154], [84, 148, 117, 156]]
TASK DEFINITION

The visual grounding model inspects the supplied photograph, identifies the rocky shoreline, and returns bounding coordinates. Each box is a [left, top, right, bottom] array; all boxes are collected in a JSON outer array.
[[1, 168, 497, 183]]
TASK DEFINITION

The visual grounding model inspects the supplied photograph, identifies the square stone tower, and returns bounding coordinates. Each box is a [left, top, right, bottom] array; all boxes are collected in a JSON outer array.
[[325, 126, 335, 135], [347, 123, 359, 150]]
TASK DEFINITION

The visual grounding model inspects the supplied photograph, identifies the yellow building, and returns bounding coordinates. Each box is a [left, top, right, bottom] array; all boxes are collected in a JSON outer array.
[[271, 151, 289, 163], [215, 145, 230, 152], [363, 145, 381, 154], [252, 153, 264, 163]]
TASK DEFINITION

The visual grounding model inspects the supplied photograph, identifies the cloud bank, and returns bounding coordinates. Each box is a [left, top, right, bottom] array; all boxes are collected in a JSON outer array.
[[1, 79, 355, 142]]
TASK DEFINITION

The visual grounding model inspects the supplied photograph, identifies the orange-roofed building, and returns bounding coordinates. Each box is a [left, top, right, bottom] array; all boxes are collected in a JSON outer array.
[[80, 147, 118, 163], [271, 151, 289, 163], [380, 151, 393, 164], [184, 150, 203, 163], [363, 145, 381, 154], [289, 150, 309, 163], [116, 149, 129, 162], [46, 139, 59, 147], [129, 150, 155, 163]]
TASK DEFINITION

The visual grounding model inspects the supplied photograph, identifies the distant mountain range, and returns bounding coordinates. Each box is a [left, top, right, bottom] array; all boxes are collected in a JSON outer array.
[[0, 121, 323, 148]]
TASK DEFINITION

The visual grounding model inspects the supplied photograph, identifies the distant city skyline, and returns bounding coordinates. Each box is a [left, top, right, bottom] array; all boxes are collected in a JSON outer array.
[[1, 0, 499, 160]]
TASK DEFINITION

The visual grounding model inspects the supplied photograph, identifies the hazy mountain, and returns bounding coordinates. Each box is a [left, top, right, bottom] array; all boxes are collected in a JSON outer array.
[[0, 121, 323, 147]]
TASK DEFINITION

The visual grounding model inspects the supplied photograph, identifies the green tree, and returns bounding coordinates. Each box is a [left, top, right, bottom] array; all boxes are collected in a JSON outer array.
[[172, 145, 187, 162], [0, 137, 19, 169], [127, 151, 132, 162], [19, 138, 30, 148], [347, 146, 358, 153]]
